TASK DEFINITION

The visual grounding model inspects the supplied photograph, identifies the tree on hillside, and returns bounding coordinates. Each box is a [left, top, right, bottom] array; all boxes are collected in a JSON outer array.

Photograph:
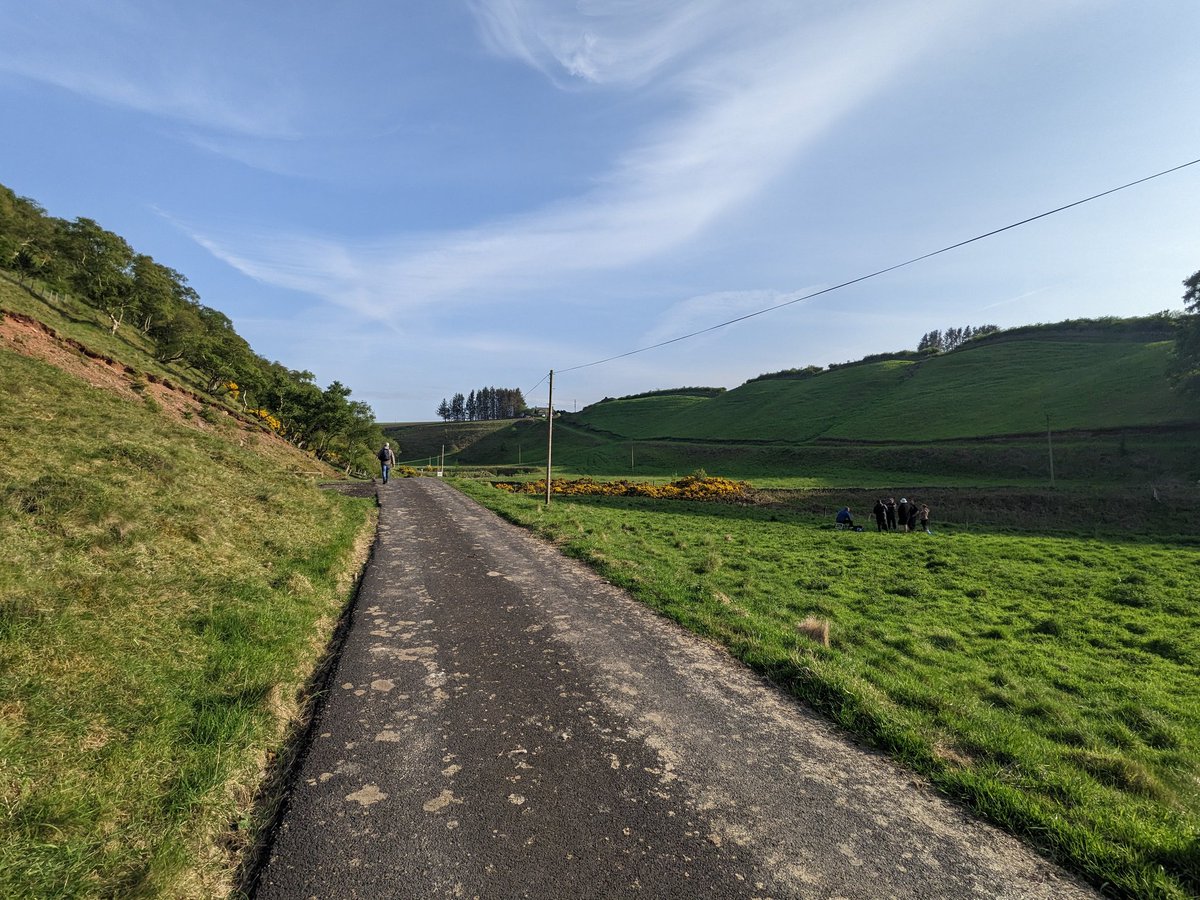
[[60, 218, 136, 333], [131, 256, 196, 336], [917, 323, 999, 353], [1169, 268, 1200, 394], [0, 188, 60, 284], [179, 306, 254, 393]]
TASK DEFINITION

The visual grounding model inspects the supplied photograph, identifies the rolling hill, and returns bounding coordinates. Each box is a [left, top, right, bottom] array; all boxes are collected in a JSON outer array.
[[573, 326, 1192, 443], [400, 318, 1199, 485]]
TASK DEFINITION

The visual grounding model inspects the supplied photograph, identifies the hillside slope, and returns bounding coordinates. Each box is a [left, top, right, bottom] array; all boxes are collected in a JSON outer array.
[[572, 329, 1194, 442], [0, 313, 375, 897]]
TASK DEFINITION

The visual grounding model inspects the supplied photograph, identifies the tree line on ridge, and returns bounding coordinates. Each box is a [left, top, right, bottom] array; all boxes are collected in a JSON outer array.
[[436, 387, 528, 422]]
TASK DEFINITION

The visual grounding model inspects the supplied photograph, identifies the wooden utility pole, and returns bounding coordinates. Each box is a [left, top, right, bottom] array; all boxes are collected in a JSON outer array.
[[545, 370, 554, 506]]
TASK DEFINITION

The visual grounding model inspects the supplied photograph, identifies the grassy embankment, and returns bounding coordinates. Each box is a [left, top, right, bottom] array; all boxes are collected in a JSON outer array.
[[1, 306, 376, 896], [457, 480, 1200, 899]]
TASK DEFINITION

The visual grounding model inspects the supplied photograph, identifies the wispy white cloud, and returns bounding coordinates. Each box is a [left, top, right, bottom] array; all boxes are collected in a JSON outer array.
[[468, 0, 730, 87], [0, 2, 303, 138], [188, 0, 997, 319]]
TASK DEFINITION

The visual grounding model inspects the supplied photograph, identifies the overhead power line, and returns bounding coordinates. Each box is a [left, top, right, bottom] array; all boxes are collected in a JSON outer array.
[[555, 156, 1200, 376]]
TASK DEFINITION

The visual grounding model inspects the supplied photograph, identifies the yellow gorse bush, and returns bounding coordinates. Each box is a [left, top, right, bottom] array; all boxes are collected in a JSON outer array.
[[250, 408, 283, 432], [493, 473, 752, 502]]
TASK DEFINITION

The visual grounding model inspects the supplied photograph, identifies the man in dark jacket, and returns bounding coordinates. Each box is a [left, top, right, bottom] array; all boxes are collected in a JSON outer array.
[[873, 499, 887, 532], [378, 442, 397, 483]]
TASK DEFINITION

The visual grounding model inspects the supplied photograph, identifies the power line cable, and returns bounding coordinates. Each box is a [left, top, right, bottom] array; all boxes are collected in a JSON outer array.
[[556, 156, 1200, 375], [525, 371, 550, 399]]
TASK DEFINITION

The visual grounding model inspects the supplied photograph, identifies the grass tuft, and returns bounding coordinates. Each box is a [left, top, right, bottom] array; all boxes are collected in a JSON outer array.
[[796, 616, 831, 647]]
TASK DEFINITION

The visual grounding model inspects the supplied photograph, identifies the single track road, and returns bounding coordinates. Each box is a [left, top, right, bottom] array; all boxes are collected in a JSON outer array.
[[254, 477, 1096, 899]]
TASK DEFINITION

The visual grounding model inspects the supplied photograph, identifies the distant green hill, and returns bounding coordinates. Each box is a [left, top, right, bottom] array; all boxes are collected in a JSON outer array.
[[574, 326, 1193, 443], [381, 418, 522, 464], [438, 319, 1199, 485]]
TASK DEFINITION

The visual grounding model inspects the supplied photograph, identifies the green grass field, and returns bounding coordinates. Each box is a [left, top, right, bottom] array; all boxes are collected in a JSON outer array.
[[0, 346, 374, 897], [442, 416, 1199, 489], [456, 480, 1200, 899]]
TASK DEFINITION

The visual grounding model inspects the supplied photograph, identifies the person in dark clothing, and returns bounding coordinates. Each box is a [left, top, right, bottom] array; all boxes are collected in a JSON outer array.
[[885, 497, 897, 531], [907, 501, 920, 532], [897, 498, 910, 532], [835, 506, 854, 528], [873, 499, 887, 532], [378, 441, 397, 483]]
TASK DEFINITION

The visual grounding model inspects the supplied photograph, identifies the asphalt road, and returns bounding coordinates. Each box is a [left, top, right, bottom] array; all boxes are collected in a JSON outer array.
[[254, 477, 1096, 899]]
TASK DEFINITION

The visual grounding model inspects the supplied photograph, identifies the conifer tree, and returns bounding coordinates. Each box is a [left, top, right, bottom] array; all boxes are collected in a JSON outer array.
[[1170, 269, 1200, 394]]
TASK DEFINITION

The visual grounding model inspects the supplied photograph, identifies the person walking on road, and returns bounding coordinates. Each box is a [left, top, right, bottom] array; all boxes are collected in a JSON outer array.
[[378, 441, 396, 483]]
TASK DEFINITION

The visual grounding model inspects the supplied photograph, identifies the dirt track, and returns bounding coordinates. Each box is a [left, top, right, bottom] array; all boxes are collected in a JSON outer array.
[[254, 477, 1096, 899]]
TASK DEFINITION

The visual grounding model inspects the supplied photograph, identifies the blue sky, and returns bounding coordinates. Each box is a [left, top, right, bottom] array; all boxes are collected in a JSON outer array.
[[2, 1, 1198, 421]]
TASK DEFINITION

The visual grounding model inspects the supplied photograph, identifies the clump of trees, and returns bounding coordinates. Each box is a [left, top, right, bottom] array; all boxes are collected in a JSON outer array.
[[745, 366, 825, 384], [916, 324, 999, 353], [0, 182, 384, 474], [437, 387, 527, 422]]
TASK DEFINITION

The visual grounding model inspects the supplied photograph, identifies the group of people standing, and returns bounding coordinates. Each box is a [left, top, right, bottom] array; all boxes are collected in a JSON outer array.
[[873, 497, 930, 533], [835, 498, 930, 533]]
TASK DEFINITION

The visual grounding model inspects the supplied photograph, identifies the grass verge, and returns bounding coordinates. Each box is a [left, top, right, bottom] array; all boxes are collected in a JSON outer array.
[[455, 479, 1200, 899], [0, 347, 376, 898]]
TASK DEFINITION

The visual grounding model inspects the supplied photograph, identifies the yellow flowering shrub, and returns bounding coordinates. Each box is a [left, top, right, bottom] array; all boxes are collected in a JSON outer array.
[[493, 473, 752, 503], [250, 408, 283, 432]]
